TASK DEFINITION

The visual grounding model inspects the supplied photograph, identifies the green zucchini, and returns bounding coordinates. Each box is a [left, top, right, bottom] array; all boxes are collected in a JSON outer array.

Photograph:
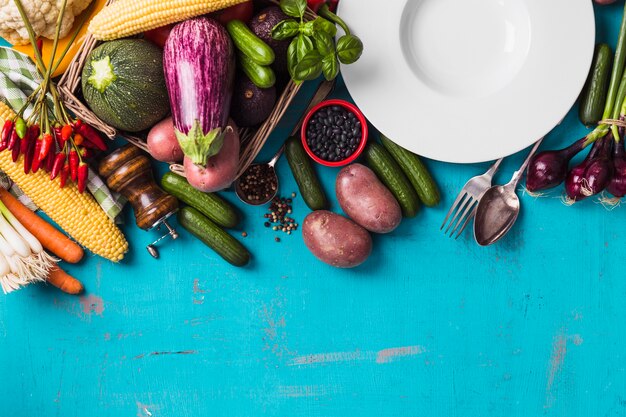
[[238, 53, 276, 88], [379, 135, 440, 207], [579, 43, 612, 126], [227, 20, 275, 66], [364, 142, 420, 217], [161, 172, 239, 229], [178, 207, 250, 267], [285, 135, 328, 210]]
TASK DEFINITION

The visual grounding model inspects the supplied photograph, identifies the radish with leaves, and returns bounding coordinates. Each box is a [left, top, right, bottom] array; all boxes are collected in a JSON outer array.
[[163, 17, 235, 167]]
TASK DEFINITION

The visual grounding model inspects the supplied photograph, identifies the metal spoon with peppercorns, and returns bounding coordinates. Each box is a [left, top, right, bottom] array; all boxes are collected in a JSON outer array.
[[234, 79, 335, 206]]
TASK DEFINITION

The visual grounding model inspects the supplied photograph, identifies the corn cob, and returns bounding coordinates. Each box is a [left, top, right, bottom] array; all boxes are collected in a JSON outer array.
[[0, 102, 128, 262], [88, 0, 249, 40]]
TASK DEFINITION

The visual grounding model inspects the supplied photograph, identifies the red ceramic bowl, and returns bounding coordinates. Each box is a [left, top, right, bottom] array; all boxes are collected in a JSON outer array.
[[301, 99, 369, 167]]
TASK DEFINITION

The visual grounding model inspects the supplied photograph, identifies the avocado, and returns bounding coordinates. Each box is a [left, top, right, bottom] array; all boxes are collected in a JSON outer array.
[[230, 75, 277, 127], [249, 7, 290, 73]]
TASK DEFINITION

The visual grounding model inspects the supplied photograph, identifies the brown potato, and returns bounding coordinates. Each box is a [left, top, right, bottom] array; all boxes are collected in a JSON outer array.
[[336, 163, 402, 233], [303, 210, 372, 268]]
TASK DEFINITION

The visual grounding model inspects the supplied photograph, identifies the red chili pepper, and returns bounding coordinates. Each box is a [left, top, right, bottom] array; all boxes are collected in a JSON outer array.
[[30, 139, 43, 173], [61, 124, 72, 142], [23, 126, 39, 174], [52, 125, 63, 147], [69, 150, 79, 182], [73, 133, 84, 146], [78, 147, 94, 159], [59, 162, 70, 188], [11, 137, 20, 162], [7, 129, 18, 151], [50, 152, 66, 180], [77, 162, 88, 193], [0, 120, 13, 151], [38, 133, 53, 161], [45, 146, 56, 173], [77, 123, 107, 151], [74, 119, 82, 129], [307, 0, 326, 12]]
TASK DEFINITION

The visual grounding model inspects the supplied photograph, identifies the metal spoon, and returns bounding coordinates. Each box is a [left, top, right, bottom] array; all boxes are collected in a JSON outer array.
[[473, 138, 544, 246], [235, 79, 336, 205], [235, 145, 284, 206]]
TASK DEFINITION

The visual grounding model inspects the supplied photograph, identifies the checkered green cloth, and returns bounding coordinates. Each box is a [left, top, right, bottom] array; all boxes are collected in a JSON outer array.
[[0, 46, 125, 220]]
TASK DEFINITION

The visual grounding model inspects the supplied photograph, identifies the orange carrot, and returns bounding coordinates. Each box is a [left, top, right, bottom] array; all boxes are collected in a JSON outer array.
[[47, 265, 84, 295], [0, 188, 84, 263]]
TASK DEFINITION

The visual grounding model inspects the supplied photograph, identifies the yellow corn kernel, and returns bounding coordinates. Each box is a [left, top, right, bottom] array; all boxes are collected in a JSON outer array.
[[88, 0, 248, 40], [0, 102, 128, 262]]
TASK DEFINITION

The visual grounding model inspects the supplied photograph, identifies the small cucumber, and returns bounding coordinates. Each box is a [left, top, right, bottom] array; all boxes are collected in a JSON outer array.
[[285, 135, 328, 210], [178, 207, 250, 267], [379, 135, 440, 207], [580, 43, 612, 126], [238, 53, 276, 88], [227, 20, 275, 66], [161, 172, 239, 229], [364, 141, 420, 217]]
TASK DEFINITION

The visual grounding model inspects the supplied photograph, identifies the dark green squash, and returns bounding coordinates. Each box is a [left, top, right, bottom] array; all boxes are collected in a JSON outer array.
[[81, 39, 169, 132]]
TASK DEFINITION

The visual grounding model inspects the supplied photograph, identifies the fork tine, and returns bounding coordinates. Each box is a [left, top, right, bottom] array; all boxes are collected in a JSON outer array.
[[444, 195, 471, 235], [450, 199, 477, 238], [441, 192, 467, 230], [454, 205, 477, 239]]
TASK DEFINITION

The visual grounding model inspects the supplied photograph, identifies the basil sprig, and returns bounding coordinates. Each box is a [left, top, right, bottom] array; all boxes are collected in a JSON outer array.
[[272, 0, 363, 82]]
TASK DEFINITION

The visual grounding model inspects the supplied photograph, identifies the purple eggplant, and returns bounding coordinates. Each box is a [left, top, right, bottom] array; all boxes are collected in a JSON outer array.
[[526, 137, 587, 192], [163, 17, 235, 165]]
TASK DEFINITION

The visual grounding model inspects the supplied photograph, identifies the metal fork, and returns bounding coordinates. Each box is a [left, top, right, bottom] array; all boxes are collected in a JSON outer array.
[[441, 158, 504, 238]]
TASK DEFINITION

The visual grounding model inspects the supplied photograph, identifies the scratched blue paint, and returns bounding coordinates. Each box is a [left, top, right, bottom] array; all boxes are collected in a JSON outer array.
[[1, 4, 626, 416]]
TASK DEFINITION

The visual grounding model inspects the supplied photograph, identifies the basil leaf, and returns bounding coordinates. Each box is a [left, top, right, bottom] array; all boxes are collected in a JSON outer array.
[[287, 37, 299, 80], [313, 17, 337, 37], [300, 20, 316, 36], [322, 53, 339, 81], [336, 34, 363, 64], [272, 19, 300, 40], [293, 50, 323, 81], [296, 34, 314, 61], [314, 32, 334, 56], [280, 0, 306, 19]]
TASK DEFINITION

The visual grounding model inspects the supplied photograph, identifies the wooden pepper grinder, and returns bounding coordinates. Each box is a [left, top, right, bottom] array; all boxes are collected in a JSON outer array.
[[99, 144, 179, 259]]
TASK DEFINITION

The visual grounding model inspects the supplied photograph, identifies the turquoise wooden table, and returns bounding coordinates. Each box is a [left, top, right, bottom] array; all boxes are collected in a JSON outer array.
[[2, 4, 626, 416]]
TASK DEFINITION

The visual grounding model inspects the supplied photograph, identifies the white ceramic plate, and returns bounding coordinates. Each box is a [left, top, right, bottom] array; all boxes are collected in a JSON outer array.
[[338, 0, 595, 163]]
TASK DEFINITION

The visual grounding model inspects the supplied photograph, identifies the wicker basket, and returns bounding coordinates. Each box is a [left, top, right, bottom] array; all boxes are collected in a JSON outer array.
[[58, 0, 316, 179]]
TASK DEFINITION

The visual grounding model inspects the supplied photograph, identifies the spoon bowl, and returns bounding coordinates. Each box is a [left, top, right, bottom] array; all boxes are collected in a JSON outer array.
[[473, 184, 520, 246]]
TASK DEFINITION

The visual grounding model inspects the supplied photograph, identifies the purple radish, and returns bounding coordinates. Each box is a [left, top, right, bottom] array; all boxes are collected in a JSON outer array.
[[526, 137, 587, 192], [163, 17, 235, 166]]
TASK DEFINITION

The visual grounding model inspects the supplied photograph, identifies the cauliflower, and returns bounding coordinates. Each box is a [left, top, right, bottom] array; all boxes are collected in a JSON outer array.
[[0, 0, 93, 45]]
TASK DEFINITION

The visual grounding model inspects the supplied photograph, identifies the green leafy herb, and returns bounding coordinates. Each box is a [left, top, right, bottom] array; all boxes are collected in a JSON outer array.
[[280, 0, 307, 19], [272, 2, 363, 83], [296, 34, 314, 61], [293, 50, 323, 81], [337, 35, 363, 64], [322, 54, 339, 81], [313, 17, 337, 37], [314, 31, 334, 56], [272, 19, 300, 40]]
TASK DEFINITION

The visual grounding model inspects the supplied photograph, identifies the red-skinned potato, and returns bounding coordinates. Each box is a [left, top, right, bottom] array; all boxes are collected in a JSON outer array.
[[303, 210, 372, 268], [147, 116, 183, 162], [183, 120, 240, 192], [336, 163, 402, 233]]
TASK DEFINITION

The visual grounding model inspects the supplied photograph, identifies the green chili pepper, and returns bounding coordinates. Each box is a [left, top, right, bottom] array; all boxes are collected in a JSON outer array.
[[15, 117, 27, 139]]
